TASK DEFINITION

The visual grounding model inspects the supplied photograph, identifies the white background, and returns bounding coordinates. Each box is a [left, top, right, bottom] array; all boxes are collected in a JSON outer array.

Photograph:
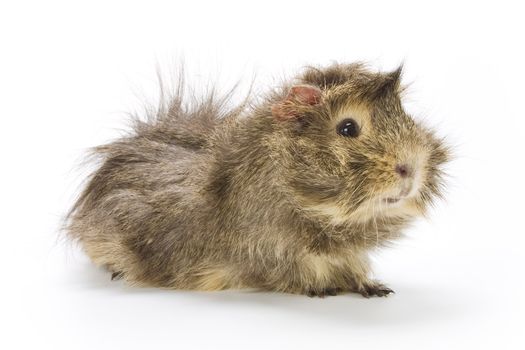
[[1, 1, 524, 349]]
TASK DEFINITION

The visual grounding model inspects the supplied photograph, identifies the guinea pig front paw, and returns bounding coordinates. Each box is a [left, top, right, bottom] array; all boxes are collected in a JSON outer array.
[[111, 271, 124, 281], [306, 287, 343, 298], [357, 281, 394, 298]]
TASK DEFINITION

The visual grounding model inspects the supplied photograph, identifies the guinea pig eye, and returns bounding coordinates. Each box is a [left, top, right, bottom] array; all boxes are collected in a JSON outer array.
[[337, 118, 360, 137]]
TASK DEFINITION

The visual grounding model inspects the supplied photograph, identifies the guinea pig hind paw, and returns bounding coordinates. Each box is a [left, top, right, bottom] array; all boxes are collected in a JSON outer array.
[[306, 287, 343, 298]]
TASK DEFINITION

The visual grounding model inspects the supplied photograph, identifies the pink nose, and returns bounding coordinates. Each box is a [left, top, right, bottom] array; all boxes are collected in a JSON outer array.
[[395, 164, 411, 178]]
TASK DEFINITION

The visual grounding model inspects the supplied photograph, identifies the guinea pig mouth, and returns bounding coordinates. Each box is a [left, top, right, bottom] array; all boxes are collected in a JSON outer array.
[[383, 181, 416, 205], [382, 189, 412, 205]]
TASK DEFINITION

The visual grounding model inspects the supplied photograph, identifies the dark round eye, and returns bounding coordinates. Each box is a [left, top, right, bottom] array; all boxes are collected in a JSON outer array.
[[337, 118, 360, 137]]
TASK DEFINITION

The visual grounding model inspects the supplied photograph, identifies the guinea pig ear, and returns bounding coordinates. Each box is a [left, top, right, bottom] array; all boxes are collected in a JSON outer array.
[[271, 85, 322, 121], [372, 65, 404, 99], [387, 64, 403, 91]]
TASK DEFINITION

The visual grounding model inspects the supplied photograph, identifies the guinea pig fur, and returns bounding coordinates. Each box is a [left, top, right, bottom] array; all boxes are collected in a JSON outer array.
[[67, 62, 449, 297]]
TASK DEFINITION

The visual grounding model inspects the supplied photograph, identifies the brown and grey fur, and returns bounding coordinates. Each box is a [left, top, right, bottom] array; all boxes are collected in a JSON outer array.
[[67, 63, 448, 297]]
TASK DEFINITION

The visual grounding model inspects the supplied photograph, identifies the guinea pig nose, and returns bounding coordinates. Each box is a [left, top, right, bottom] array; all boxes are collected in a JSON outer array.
[[395, 164, 412, 178]]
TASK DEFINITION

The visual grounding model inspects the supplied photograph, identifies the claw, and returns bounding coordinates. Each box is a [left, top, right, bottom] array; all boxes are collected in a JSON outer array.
[[111, 271, 123, 281], [359, 283, 394, 298]]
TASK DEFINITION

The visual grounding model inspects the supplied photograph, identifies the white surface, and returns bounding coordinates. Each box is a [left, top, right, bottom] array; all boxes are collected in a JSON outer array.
[[1, 1, 524, 349]]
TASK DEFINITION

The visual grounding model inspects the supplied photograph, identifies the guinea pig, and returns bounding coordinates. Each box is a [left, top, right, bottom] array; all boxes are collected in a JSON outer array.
[[67, 62, 449, 297]]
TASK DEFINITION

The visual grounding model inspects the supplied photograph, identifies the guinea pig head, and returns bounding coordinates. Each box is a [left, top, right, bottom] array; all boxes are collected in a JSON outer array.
[[270, 64, 449, 225]]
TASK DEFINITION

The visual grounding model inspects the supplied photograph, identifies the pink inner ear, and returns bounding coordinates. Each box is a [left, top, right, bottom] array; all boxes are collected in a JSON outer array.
[[271, 84, 322, 121], [289, 85, 322, 105]]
